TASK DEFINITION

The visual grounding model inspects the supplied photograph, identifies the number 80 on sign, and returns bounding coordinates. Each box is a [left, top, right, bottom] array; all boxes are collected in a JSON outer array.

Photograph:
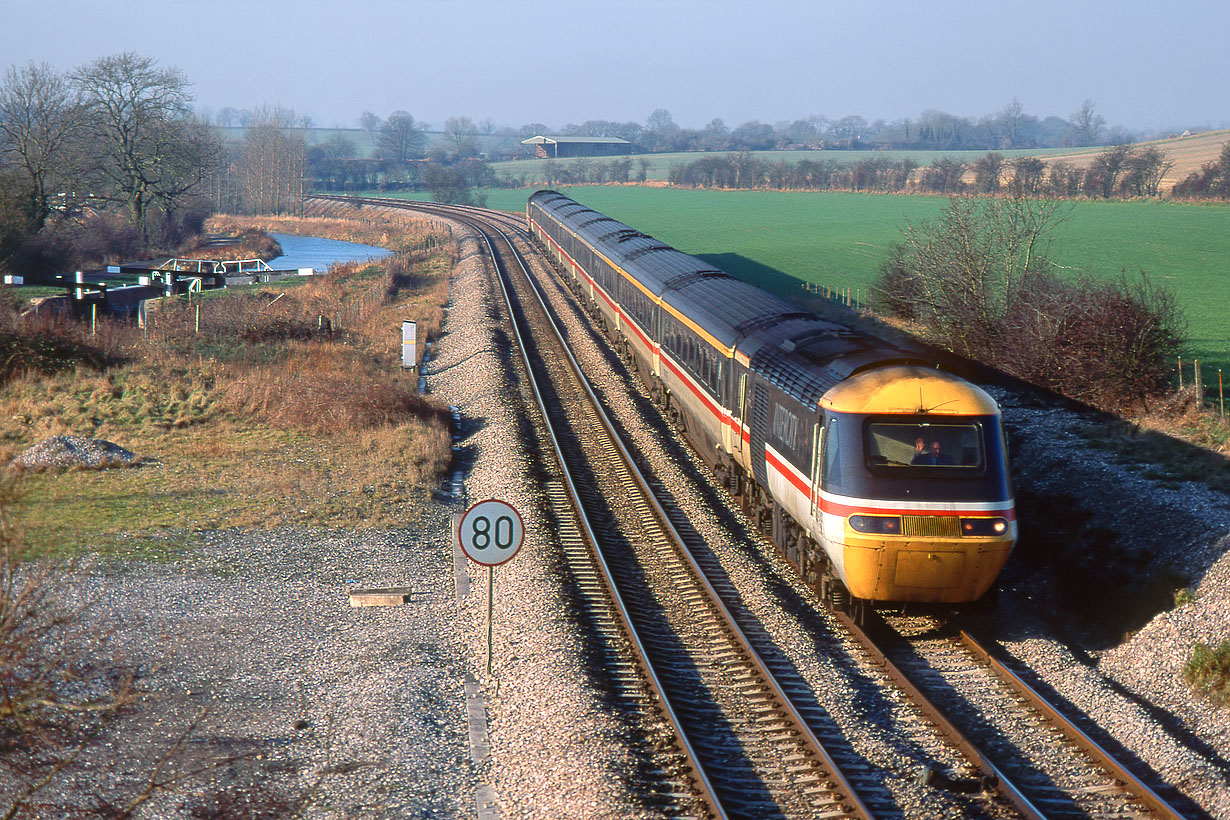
[[457, 499, 524, 566]]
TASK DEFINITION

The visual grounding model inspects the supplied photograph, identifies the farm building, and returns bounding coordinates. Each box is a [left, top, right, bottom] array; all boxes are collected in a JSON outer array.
[[520, 135, 632, 158]]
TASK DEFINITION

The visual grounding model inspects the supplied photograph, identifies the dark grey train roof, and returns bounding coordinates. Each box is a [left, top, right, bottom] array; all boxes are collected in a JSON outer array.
[[531, 190, 794, 348], [529, 190, 924, 406]]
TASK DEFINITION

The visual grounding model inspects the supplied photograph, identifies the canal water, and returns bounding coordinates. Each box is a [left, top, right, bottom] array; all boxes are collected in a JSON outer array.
[[268, 232, 392, 272]]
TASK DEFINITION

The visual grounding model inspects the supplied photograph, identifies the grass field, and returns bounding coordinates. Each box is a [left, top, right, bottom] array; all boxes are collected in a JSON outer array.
[[354, 187, 1230, 383]]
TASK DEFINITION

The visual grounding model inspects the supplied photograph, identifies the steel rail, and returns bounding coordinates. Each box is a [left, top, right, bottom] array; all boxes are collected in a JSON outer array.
[[960, 631, 1188, 820], [836, 611, 1047, 820], [481, 207, 878, 820], [361, 195, 879, 818], [435, 203, 728, 819]]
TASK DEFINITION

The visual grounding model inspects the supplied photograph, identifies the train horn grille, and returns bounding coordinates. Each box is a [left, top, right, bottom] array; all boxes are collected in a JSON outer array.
[[903, 515, 961, 538]]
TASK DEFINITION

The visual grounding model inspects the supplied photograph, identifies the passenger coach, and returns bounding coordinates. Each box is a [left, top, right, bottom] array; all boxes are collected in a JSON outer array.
[[528, 190, 1016, 611]]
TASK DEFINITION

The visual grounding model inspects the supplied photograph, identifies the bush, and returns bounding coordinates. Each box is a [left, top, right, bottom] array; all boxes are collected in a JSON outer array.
[[874, 196, 1186, 413], [1184, 640, 1230, 705], [998, 271, 1184, 412]]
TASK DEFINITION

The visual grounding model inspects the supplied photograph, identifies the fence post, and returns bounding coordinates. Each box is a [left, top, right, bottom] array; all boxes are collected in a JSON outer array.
[[1194, 359, 1203, 407], [1178, 356, 1183, 390]]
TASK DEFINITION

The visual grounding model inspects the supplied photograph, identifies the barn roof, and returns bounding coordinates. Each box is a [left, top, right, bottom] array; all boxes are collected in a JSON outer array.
[[520, 135, 631, 145]]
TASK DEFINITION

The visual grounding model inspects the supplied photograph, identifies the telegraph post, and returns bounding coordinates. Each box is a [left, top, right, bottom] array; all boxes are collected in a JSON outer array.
[[457, 499, 524, 677]]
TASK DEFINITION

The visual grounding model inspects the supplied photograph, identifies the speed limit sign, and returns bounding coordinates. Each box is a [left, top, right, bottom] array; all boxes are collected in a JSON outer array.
[[457, 499, 524, 566]]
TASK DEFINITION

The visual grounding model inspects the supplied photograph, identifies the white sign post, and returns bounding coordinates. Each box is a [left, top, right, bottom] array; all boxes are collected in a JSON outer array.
[[457, 499, 524, 676]]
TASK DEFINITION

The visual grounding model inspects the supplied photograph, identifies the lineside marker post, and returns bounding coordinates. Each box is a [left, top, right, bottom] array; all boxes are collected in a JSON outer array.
[[401, 319, 417, 371], [457, 499, 524, 679]]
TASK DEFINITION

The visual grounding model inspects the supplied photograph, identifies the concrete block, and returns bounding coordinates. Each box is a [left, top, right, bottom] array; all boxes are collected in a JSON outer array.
[[348, 587, 412, 607]]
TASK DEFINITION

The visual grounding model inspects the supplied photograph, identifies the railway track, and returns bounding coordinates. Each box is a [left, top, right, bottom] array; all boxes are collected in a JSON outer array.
[[349, 196, 881, 818], [850, 613, 1194, 820], [308, 195, 1200, 820]]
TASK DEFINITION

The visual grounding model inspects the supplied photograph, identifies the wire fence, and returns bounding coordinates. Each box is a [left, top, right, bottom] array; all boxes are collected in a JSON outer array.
[[1179, 358, 1227, 419]]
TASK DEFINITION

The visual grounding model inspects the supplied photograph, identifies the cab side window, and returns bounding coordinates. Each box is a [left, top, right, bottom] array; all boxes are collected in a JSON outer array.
[[822, 419, 841, 491]]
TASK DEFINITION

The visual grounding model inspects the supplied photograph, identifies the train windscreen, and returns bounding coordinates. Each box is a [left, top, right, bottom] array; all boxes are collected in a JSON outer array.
[[865, 422, 984, 470]]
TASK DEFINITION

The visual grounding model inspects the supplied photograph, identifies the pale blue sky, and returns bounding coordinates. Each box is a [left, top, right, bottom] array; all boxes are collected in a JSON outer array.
[[3, 0, 1226, 134]]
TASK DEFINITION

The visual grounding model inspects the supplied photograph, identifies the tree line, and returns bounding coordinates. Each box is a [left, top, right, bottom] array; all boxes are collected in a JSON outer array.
[[1172, 142, 1230, 199], [0, 55, 222, 274], [660, 144, 1178, 199], [514, 99, 1130, 155], [219, 96, 1148, 190]]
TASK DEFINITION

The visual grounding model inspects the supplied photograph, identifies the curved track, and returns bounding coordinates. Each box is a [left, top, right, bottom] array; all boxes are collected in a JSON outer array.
[[324, 195, 881, 818]]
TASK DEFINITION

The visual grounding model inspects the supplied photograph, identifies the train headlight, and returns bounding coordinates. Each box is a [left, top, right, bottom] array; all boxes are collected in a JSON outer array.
[[960, 517, 1009, 536], [849, 515, 903, 535]]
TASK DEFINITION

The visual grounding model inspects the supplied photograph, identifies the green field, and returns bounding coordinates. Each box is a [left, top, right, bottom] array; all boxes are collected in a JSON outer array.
[[360, 187, 1230, 382]]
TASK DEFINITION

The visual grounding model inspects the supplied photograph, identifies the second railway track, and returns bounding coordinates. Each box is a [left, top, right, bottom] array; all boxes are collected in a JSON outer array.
[[463, 199, 878, 818]]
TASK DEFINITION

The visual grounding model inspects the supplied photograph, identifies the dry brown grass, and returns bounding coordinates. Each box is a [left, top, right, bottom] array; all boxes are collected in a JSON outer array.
[[0, 216, 459, 556]]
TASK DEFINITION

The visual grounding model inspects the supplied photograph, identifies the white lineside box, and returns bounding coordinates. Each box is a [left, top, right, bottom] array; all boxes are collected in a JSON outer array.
[[402, 320, 416, 369]]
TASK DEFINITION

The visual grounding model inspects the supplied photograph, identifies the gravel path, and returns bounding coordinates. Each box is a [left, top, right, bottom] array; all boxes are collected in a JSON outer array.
[[61, 524, 472, 816]]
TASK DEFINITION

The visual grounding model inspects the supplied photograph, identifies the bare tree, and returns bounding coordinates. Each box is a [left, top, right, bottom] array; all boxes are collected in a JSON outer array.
[[875, 195, 1067, 359], [643, 108, 679, 151], [72, 53, 203, 243], [1120, 146, 1172, 198], [1084, 144, 1132, 198], [240, 106, 305, 215], [996, 97, 1035, 148], [919, 157, 965, 193], [0, 62, 83, 232], [972, 152, 1005, 193], [443, 116, 478, 159], [376, 111, 425, 164], [635, 157, 651, 182], [1007, 155, 1046, 195], [358, 111, 381, 147], [1067, 99, 1104, 146]]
